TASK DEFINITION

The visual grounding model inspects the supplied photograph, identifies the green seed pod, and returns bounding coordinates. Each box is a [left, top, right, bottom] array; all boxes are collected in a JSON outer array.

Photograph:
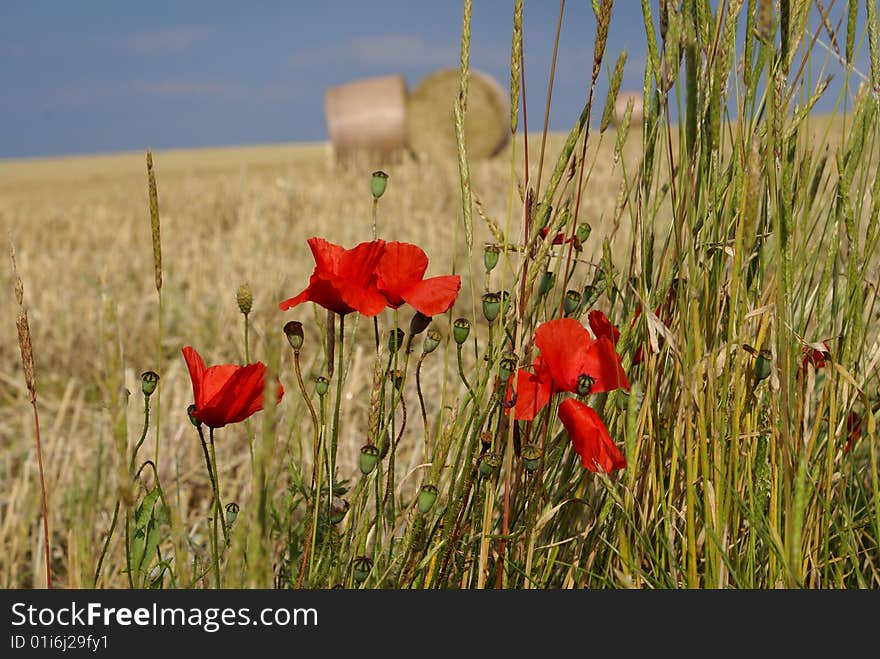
[[577, 374, 595, 396], [141, 370, 159, 397], [225, 502, 240, 526], [423, 328, 442, 354], [520, 443, 542, 472], [359, 444, 380, 475], [754, 351, 772, 383], [453, 318, 471, 345], [283, 320, 304, 352], [315, 376, 330, 397], [482, 292, 502, 322], [564, 290, 582, 315], [236, 282, 253, 315], [186, 404, 201, 428], [499, 352, 518, 382], [575, 223, 591, 243], [538, 271, 555, 297], [370, 171, 388, 199], [329, 497, 350, 524], [417, 484, 439, 514], [352, 555, 373, 583], [582, 285, 599, 307], [409, 311, 432, 336], [388, 328, 406, 355], [483, 244, 501, 272], [479, 452, 502, 478]]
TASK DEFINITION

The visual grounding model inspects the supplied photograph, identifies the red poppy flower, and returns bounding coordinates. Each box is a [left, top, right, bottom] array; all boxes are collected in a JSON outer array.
[[279, 237, 388, 316], [558, 398, 626, 473], [801, 342, 830, 370], [374, 241, 461, 316], [588, 309, 621, 346], [845, 412, 862, 454], [538, 226, 572, 245], [182, 346, 284, 429]]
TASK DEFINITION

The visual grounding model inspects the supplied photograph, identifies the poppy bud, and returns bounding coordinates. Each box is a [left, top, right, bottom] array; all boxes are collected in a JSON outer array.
[[236, 283, 253, 315], [359, 444, 380, 475], [409, 311, 432, 336], [388, 328, 406, 355], [329, 496, 350, 524], [315, 376, 330, 397], [538, 271, 555, 297], [389, 369, 404, 391], [187, 404, 201, 428], [577, 373, 595, 396], [352, 555, 373, 582], [520, 443, 542, 472], [225, 502, 240, 526], [483, 244, 501, 272], [417, 484, 439, 514], [370, 171, 389, 199], [283, 320, 304, 352], [423, 328, 442, 354], [479, 452, 502, 478], [482, 292, 501, 322], [754, 351, 772, 383], [499, 352, 518, 382], [141, 370, 159, 397], [453, 318, 471, 345], [564, 290, 582, 316]]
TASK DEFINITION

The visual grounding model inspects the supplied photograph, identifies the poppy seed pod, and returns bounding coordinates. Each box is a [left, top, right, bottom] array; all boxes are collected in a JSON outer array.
[[283, 320, 304, 352], [423, 328, 442, 354], [352, 555, 373, 582], [388, 328, 406, 355], [575, 223, 591, 243], [538, 271, 555, 297], [141, 370, 160, 397], [329, 497, 350, 524], [564, 290, 582, 315], [225, 502, 240, 526], [315, 376, 330, 397], [359, 444, 380, 475], [453, 318, 471, 345], [417, 484, 439, 514], [483, 244, 501, 272], [236, 283, 253, 315], [482, 292, 502, 322], [521, 443, 542, 472], [479, 452, 502, 478], [370, 170, 388, 199], [186, 404, 201, 428], [499, 353, 518, 382], [754, 351, 772, 383], [409, 311, 432, 336], [577, 374, 596, 396]]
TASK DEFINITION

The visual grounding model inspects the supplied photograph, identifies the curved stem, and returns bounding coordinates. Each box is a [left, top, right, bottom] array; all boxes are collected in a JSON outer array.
[[330, 313, 345, 489]]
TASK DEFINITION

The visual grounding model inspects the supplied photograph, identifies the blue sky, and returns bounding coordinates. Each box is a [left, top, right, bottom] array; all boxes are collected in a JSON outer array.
[[0, 1, 871, 159]]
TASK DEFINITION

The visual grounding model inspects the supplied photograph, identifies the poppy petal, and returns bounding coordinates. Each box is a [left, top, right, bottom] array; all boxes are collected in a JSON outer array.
[[307, 237, 346, 277], [375, 242, 429, 307], [588, 310, 621, 346], [402, 275, 461, 317], [557, 399, 626, 473], [534, 318, 593, 391], [508, 368, 553, 421], [581, 337, 631, 393], [182, 346, 207, 408]]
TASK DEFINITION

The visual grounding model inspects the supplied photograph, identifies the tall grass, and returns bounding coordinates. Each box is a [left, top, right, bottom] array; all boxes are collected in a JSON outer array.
[[1, 0, 878, 588]]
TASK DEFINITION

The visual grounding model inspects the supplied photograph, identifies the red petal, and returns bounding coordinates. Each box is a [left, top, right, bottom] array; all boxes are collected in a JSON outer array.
[[588, 310, 621, 346], [534, 318, 594, 392], [507, 368, 553, 421], [182, 346, 206, 408], [402, 275, 461, 316], [307, 237, 346, 278], [375, 242, 429, 307], [557, 399, 626, 473], [338, 240, 388, 316], [582, 337, 630, 393]]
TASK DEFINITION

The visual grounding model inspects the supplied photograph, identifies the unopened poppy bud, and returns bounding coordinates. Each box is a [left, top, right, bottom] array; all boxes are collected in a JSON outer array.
[[538, 271, 555, 297], [359, 444, 380, 475], [577, 373, 595, 396], [329, 496, 350, 524], [352, 555, 373, 582], [482, 292, 501, 322], [479, 452, 502, 478], [423, 328, 442, 354], [388, 328, 406, 354], [236, 283, 253, 315], [389, 369, 404, 391], [409, 311, 431, 336], [417, 484, 439, 514], [315, 376, 330, 397], [141, 370, 159, 397], [483, 244, 501, 272], [283, 320, 304, 352], [754, 351, 772, 383], [370, 171, 389, 199], [187, 403, 201, 428], [225, 502, 240, 526], [453, 318, 471, 345], [521, 443, 542, 472], [499, 353, 518, 382], [575, 223, 591, 243], [564, 290, 582, 315]]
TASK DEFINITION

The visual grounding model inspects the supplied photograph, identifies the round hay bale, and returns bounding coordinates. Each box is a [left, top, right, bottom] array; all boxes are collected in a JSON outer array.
[[612, 91, 645, 129], [325, 75, 408, 162], [406, 68, 509, 160]]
